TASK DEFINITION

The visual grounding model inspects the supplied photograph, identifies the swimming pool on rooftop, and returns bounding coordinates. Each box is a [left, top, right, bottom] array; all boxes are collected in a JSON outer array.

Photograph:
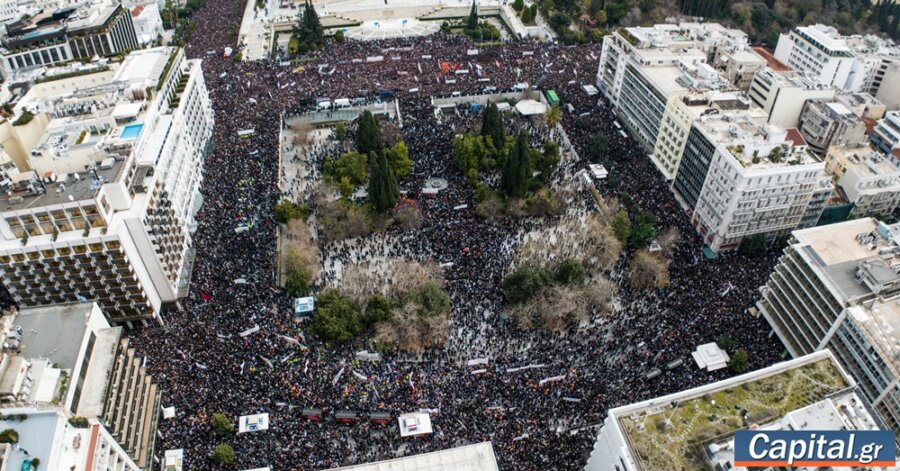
[[120, 124, 144, 140]]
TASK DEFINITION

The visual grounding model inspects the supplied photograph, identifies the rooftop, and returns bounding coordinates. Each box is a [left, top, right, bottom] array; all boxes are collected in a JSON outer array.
[[331, 442, 500, 471], [793, 217, 880, 266], [617, 355, 849, 471], [829, 146, 900, 177], [14, 303, 93, 370], [848, 302, 900, 377], [752, 47, 792, 72], [0, 157, 125, 210], [695, 112, 820, 169]]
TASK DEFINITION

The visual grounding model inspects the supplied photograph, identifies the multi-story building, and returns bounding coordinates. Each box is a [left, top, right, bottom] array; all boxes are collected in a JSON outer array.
[[748, 67, 835, 128], [876, 62, 900, 111], [585, 350, 886, 471], [672, 111, 831, 252], [774, 25, 859, 90], [797, 99, 868, 155], [774, 24, 900, 98], [0, 302, 161, 468], [757, 217, 900, 432], [0, 47, 213, 323], [130, 4, 163, 46], [0, 3, 138, 78], [0, 408, 141, 471], [651, 91, 762, 180], [871, 110, 900, 154], [825, 146, 900, 218], [834, 90, 887, 121], [715, 48, 766, 91]]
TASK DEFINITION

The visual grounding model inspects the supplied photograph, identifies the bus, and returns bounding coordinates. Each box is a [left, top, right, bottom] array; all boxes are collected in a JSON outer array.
[[545, 90, 560, 107]]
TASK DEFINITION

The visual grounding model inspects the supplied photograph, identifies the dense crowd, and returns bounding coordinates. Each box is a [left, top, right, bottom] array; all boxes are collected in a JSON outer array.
[[125, 0, 787, 469]]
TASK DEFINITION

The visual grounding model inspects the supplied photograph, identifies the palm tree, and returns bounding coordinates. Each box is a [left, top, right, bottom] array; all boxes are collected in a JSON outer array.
[[544, 105, 562, 131]]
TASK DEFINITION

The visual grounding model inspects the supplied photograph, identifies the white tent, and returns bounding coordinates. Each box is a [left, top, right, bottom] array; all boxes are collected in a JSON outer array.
[[398, 412, 432, 437], [582, 84, 599, 96], [238, 413, 270, 433], [692, 342, 730, 371], [515, 99, 548, 116]]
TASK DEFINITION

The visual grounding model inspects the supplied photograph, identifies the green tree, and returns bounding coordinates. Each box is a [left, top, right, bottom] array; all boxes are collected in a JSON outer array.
[[629, 210, 657, 249], [364, 294, 393, 327], [467, 0, 479, 30], [610, 210, 631, 244], [356, 110, 383, 155], [284, 264, 310, 297], [716, 333, 735, 352], [293, 0, 324, 50], [531, 140, 559, 181], [544, 105, 562, 129], [521, 6, 533, 23], [211, 443, 235, 466], [731, 348, 750, 373], [211, 412, 233, 436], [333, 122, 347, 140], [0, 429, 18, 444], [555, 258, 587, 285], [502, 266, 551, 304], [275, 199, 309, 223], [323, 151, 369, 186], [414, 282, 452, 317], [512, 0, 524, 11], [480, 102, 505, 151], [739, 234, 767, 256], [500, 132, 531, 198], [453, 133, 489, 183], [386, 141, 412, 178], [311, 289, 364, 343], [368, 151, 399, 213]]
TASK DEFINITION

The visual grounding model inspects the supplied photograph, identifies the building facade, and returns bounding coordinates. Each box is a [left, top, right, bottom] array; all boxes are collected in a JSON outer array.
[[825, 146, 900, 218], [871, 110, 900, 154], [673, 112, 831, 251], [757, 217, 900, 433], [774, 25, 857, 90], [748, 67, 835, 128], [0, 302, 161, 468], [0, 47, 213, 323], [0, 4, 138, 78], [798, 99, 868, 155], [0, 409, 141, 471]]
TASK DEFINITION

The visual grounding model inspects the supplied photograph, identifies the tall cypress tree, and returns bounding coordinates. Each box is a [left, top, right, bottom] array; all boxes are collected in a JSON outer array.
[[467, 1, 479, 30], [480, 102, 504, 151], [356, 111, 383, 155], [368, 151, 399, 213], [500, 132, 531, 198]]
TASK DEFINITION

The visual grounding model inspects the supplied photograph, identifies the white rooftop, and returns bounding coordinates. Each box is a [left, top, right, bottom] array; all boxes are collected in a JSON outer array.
[[331, 442, 499, 471], [515, 99, 547, 116], [691, 342, 730, 371]]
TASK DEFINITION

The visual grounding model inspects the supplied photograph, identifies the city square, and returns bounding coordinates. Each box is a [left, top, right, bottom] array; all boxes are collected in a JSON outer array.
[[1, 0, 900, 469]]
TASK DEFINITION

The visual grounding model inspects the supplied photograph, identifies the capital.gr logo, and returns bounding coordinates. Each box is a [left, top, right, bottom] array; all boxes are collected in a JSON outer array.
[[734, 430, 896, 467]]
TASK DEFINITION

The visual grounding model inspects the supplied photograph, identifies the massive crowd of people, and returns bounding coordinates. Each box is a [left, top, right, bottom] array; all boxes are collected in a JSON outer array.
[[125, 0, 788, 468]]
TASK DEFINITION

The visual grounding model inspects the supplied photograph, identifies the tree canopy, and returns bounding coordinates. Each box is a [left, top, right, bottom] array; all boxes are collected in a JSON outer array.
[[368, 151, 399, 213], [481, 102, 505, 150], [292, 0, 324, 52], [500, 132, 531, 198], [356, 111, 383, 155]]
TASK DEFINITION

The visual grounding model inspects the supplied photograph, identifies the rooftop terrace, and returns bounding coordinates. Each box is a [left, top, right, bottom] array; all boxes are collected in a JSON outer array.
[[619, 358, 849, 471]]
